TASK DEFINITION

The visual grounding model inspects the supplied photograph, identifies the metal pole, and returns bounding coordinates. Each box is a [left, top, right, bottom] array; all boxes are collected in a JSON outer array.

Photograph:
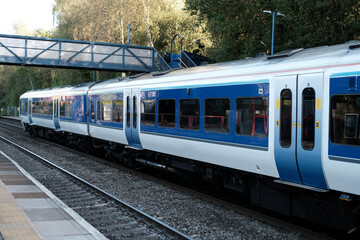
[[263, 10, 285, 55], [127, 20, 136, 45], [271, 12, 275, 55]]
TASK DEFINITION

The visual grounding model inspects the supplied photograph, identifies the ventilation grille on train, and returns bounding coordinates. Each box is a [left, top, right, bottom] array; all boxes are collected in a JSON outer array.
[[267, 48, 304, 60]]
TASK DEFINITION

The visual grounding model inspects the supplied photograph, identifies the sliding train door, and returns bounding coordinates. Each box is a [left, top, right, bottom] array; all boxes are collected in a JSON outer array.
[[28, 99, 33, 123], [124, 88, 142, 149], [53, 97, 60, 129], [274, 73, 328, 189]]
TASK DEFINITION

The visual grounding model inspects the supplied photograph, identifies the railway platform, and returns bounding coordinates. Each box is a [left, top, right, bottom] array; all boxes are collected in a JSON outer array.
[[0, 151, 106, 240], [0, 116, 20, 121]]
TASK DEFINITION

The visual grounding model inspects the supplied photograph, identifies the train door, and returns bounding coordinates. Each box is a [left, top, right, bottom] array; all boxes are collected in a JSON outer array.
[[274, 73, 328, 189], [28, 99, 33, 123], [124, 88, 142, 149], [53, 97, 60, 129]]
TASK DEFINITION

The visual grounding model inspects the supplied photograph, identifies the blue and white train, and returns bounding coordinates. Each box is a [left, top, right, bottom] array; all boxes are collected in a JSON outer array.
[[20, 42, 360, 232]]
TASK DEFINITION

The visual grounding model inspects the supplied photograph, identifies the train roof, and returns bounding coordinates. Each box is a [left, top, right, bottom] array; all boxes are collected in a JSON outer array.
[[21, 40, 360, 97], [88, 40, 360, 91]]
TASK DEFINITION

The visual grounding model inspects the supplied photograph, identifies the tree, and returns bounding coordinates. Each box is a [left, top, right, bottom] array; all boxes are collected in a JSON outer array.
[[53, 0, 211, 54], [185, 0, 360, 62]]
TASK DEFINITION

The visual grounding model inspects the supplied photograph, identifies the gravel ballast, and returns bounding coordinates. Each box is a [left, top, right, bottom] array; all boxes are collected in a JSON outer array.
[[0, 127, 306, 239]]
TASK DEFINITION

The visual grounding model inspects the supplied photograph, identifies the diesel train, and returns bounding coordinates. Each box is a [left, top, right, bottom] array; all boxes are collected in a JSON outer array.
[[20, 41, 360, 232]]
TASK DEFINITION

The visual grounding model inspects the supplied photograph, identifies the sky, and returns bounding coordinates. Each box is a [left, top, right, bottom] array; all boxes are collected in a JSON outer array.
[[0, 0, 55, 35]]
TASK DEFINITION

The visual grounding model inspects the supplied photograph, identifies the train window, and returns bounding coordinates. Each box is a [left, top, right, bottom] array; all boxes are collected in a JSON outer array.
[[97, 101, 101, 120], [302, 88, 315, 150], [179, 99, 200, 130], [65, 101, 72, 117], [48, 101, 53, 115], [20, 101, 26, 114], [60, 100, 65, 116], [112, 100, 123, 123], [158, 99, 175, 128], [43, 102, 49, 115], [280, 90, 292, 147], [236, 97, 268, 137], [205, 98, 230, 133], [54, 99, 58, 118], [330, 95, 360, 146], [126, 96, 130, 128], [28, 100, 32, 115], [90, 101, 95, 120], [102, 100, 111, 122], [141, 99, 155, 126], [35, 101, 40, 114], [40, 101, 44, 114], [133, 96, 137, 128], [31, 102, 36, 113]]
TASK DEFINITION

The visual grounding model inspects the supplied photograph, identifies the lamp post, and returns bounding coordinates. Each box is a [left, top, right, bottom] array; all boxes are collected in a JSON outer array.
[[127, 20, 136, 45], [263, 10, 285, 55]]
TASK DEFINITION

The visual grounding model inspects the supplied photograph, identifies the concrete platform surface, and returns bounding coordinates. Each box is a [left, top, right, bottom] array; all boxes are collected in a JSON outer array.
[[0, 150, 107, 240]]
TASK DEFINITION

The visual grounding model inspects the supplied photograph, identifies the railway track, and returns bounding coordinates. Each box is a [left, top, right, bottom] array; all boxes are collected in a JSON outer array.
[[0, 116, 339, 239], [0, 135, 192, 240]]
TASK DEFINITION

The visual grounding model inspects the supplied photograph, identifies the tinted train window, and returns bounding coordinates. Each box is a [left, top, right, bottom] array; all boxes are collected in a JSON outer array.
[[60, 101, 65, 116], [32, 102, 36, 114], [20, 101, 26, 114], [141, 99, 155, 126], [280, 90, 292, 147], [48, 101, 53, 115], [102, 100, 111, 122], [236, 97, 268, 137], [90, 101, 95, 120], [133, 96, 137, 128], [39, 101, 44, 114], [65, 101, 72, 117], [28, 100, 32, 115], [54, 99, 58, 118], [97, 101, 101, 120], [179, 99, 200, 130], [205, 98, 230, 133], [43, 101, 49, 115], [126, 96, 130, 127], [330, 95, 360, 146], [302, 88, 315, 150], [158, 99, 175, 128], [112, 100, 123, 123]]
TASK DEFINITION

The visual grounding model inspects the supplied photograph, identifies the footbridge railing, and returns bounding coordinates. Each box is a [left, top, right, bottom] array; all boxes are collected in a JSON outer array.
[[0, 34, 170, 72]]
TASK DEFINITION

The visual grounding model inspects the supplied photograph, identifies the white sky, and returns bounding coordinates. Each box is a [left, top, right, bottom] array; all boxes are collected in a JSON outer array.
[[0, 0, 55, 35]]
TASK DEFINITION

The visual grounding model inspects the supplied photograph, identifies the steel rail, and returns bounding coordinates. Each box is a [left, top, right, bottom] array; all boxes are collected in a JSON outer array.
[[0, 136, 192, 240]]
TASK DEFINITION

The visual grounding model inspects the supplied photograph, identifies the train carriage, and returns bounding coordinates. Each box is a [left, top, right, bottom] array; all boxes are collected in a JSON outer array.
[[20, 41, 360, 232]]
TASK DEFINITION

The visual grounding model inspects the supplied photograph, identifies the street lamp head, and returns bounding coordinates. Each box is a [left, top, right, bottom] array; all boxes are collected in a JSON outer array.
[[276, 12, 285, 17], [263, 10, 272, 14]]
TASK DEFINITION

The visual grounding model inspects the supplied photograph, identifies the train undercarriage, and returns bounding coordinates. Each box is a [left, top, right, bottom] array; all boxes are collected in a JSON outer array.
[[24, 123, 360, 235]]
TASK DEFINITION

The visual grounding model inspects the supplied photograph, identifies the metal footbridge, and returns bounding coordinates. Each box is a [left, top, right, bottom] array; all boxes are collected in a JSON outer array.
[[0, 34, 170, 72]]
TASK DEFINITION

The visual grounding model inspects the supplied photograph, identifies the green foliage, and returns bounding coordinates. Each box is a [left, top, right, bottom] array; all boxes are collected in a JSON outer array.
[[185, 0, 360, 61], [53, 0, 211, 54], [1, 0, 360, 112]]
